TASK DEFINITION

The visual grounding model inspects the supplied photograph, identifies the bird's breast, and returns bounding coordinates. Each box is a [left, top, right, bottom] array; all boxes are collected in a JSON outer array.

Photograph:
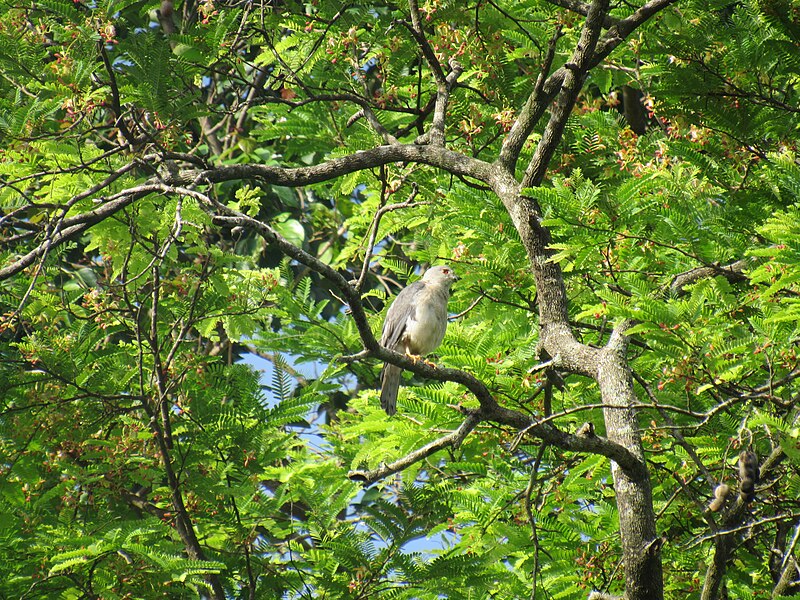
[[403, 289, 448, 355]]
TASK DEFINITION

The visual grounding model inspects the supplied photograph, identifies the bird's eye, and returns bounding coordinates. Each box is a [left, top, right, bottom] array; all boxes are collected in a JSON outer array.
[[443, 268, 450, 274]]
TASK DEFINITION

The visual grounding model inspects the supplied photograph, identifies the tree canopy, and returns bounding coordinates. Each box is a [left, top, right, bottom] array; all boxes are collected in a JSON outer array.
[[1, 0, 800, 598]]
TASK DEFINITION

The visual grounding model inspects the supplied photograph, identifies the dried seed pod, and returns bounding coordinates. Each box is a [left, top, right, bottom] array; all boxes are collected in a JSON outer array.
[[708, 483, 730, 512], [738, 451, 758, 503]]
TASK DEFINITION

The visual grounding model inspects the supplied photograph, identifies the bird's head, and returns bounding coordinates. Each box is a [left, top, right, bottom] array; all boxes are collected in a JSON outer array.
[[422, 265, 459, 288]]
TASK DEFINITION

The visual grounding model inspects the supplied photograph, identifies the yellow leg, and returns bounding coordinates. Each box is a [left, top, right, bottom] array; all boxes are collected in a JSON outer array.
[[404, 351, 435, 367]]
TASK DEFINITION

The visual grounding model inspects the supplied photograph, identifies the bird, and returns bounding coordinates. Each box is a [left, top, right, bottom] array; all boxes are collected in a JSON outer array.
[[379, 265, 459, 416]]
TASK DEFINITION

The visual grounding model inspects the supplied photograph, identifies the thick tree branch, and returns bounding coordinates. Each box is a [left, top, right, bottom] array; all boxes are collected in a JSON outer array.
[[498, 0, 677, 172], [593, 0, 678, 63], [522, 0, 609, 189], [1, 145, 493, 283], [200, 144, 495, 187], [486, 168, 576, 338], [0, 189, 150, 281], [597, 324, 663, 599]]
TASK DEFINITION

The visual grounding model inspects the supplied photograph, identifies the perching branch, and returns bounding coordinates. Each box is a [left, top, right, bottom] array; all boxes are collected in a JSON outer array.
[[209, 203, 645, 477]]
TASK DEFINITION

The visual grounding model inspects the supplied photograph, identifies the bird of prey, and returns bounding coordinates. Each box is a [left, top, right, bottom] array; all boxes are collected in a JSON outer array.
[[379, 265, 459, 415]]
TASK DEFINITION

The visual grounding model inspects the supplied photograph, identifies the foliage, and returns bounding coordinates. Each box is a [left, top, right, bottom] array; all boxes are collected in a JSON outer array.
[[1, 0, 799, 598]]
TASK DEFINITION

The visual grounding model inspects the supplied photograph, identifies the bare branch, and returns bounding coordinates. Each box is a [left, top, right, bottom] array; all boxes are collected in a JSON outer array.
[[355, 183, 425, 292], [593, 0, 678, 63], [534, 24, 564, 98], [348, 413, 482, 483], [543, 0, 619, 27], [406, 0, 446, 84], [420, 58, 464, 146], [669, 258, 752, 294], [200, 143, 494, 187], [136, 359, 226, 600]]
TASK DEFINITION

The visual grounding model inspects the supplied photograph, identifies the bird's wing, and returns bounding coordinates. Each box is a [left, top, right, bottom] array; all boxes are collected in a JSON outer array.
[[381, 280, 425, 350]]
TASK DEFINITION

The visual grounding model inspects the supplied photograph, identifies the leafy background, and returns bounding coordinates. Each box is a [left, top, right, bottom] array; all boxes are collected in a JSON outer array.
[[1, 0, 800, 598]]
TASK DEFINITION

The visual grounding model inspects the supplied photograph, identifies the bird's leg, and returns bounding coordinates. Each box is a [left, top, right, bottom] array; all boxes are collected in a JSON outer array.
[[404, 347, 436, 368], [404, 350, 422, 363]]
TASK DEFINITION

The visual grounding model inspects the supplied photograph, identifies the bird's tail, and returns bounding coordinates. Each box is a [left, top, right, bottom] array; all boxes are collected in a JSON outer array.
[[380, 364, 401, 416]]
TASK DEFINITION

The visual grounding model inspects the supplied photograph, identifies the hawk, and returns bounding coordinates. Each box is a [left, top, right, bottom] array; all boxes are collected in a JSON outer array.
[[379, 265, 459, 415]]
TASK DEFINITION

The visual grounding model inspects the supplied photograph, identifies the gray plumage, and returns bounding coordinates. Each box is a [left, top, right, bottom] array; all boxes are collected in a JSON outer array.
[[379, 265, 459, 415]]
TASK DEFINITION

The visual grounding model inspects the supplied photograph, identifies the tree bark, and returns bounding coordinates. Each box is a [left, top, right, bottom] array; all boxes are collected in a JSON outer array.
[[597, 328, 663, 599], [489, 161, 664, 600]]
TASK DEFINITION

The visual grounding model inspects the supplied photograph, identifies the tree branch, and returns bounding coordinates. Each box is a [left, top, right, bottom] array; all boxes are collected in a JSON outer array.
[[0, 188, 150, 281], [209, 204, 644, 475], [498, 0, 677, 172], [522, 0, 609, 189], [594, 322, 663, 599], [543, 0, 619, 27], [200, 143, 494, 187], [355, 183, 425, 292], [420, 58, 464, 146], [592, 0, 678, 64], [406, 0, 446, 84], [138, 367, 226, 600], [348, 412, 482, 483], [1, 145, 493, 283], [669, 258, 752, 294]]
